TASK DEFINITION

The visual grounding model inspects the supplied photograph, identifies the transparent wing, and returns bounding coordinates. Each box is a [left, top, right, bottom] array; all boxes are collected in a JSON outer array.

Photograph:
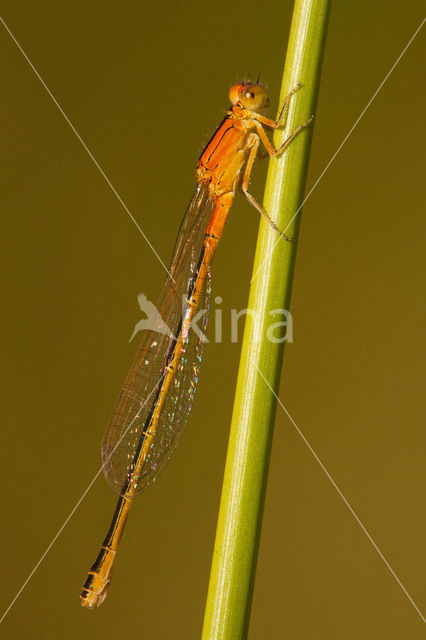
[[101, 184, 213, 495], [168, 181, 209, 280]]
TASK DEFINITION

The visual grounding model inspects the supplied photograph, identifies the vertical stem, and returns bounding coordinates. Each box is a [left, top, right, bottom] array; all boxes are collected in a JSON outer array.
[[201, 1, 330, 638]]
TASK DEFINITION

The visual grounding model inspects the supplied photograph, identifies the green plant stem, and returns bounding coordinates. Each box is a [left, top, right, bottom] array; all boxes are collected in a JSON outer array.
[[201, 1, 330, 638]]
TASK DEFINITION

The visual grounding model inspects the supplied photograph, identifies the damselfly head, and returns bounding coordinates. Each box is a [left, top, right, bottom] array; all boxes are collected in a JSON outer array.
[[229, 82, 270, 112]]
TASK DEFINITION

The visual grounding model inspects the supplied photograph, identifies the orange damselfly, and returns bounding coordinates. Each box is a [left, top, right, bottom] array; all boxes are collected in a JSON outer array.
[[81, 81, 312, 608]]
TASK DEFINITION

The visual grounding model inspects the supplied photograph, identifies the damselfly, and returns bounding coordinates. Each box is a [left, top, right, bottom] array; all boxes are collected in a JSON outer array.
[[81, 81, 312, 608]]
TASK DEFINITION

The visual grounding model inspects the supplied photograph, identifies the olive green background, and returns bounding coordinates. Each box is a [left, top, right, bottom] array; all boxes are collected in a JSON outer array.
[[1, 2, 425, 638]]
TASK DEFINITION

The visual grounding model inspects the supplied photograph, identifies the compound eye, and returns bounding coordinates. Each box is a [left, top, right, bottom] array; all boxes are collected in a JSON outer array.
[[229, 83, 269, 110], [240, 84, 269, 111]]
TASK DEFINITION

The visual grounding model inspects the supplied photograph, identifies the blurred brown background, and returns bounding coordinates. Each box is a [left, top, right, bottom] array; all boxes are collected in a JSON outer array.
[[1, 1, 425, 638]]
